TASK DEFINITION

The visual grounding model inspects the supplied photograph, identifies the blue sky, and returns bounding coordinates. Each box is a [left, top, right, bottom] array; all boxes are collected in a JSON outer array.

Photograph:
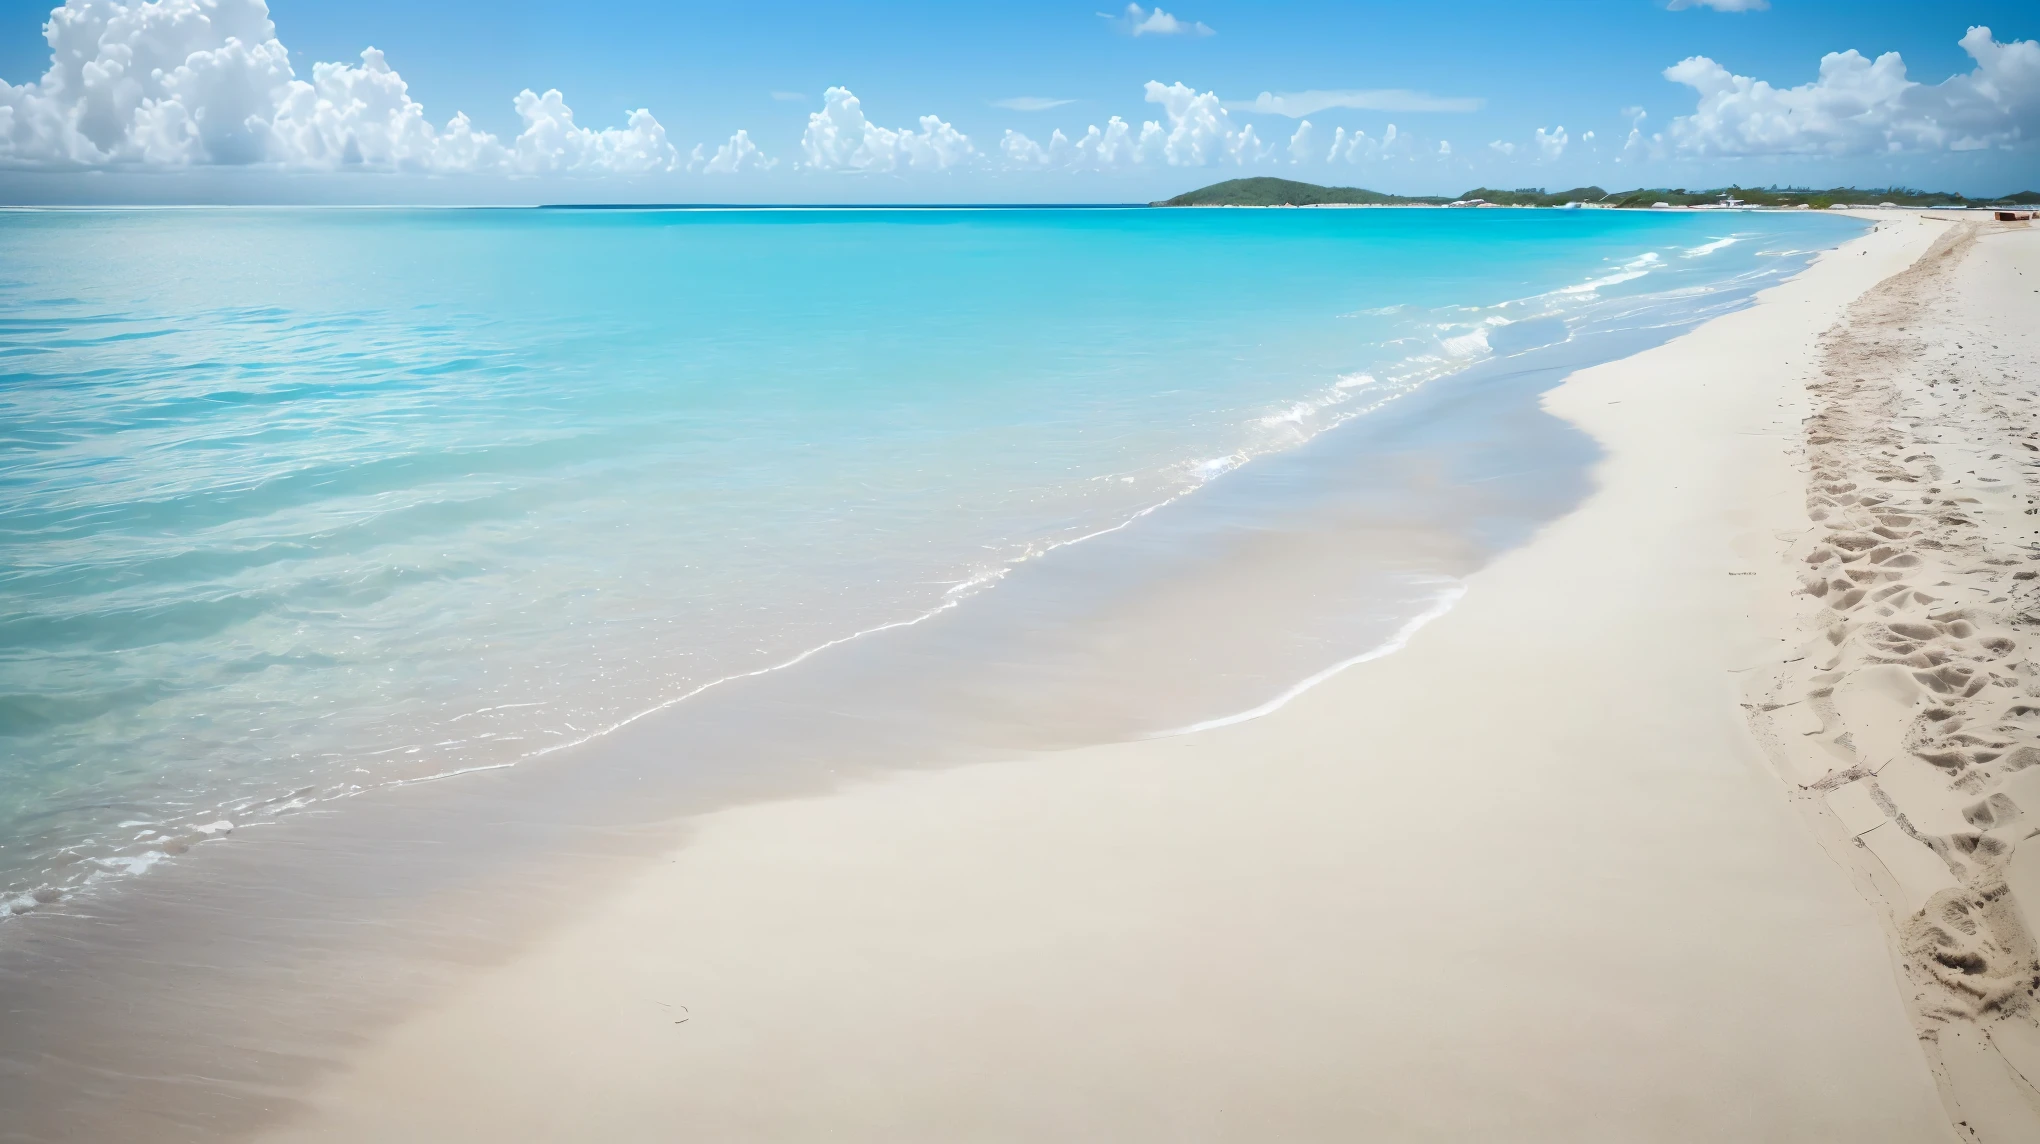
[[0, 0, 2034, 202]]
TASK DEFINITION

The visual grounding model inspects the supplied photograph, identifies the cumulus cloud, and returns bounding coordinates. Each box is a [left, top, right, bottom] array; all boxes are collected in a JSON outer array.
[[1142, 80, 1263, 164], [1223, 89, 1483, 116], [1668, 0, 1769, 10], [1059, 116, 1145, 168], [1287, 120, 1315, 163], [694, 129, 774, 174], [1110, 4, 1213, 38], [993, 81, 1273, 170], [1619, 106, 1655, 160], [509, 89, 675, 174], [1478, 126, 1569, 162], [993, 96, 1075, 111], [999, 128, 1047, 166], [801, 86, 976, 172], [1662, 26, 2040, 155], [0, 0, 681, 174], [1328, 123, 1402, 162]]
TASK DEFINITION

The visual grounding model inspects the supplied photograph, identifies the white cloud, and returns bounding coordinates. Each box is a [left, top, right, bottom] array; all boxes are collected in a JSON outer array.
[[1667, 0, 1769, 10], [1110, 4, 1213, 38], [1619, 106, 1653, 160], [1478, 126, 1568, 162], [699, 129, 773, 174], [1327, 123, 1405, 162], [994, 83, 1274, 171], [1063, 116, 1145, 168], [1223, 89, 1484, 116], [0, 0, 682, 174], [801, 86, 977, 172], [1326, 126, 1365, 162], [1287, 120, 1315, 163], [1535, 125, 1568, 160], [1143, 80, 1263, 165], [993, 96, 1075, 111], [1000, 128, 1047, 166], [1438, 140, 1451, 156], [509, 89, 676, 174], [1662, 26, 2040, 155], [1000, 120, 1145, 172]]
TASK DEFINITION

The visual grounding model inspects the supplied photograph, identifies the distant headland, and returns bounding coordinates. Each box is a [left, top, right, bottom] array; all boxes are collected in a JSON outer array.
[[1154, 176, 2040, 210]]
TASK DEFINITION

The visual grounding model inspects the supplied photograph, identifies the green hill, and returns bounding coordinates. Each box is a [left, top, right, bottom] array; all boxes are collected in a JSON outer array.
[[1153, 178, 1450, 207]]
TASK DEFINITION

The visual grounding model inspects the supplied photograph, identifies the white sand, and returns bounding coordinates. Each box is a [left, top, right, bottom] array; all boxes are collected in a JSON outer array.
[[1746, 215, 2040, 1137], [262, 215, 1991, 1142]]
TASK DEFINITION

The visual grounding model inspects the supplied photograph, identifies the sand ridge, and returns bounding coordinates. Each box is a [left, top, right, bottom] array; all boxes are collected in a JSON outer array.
[[1747, 216, 2040, 1138]]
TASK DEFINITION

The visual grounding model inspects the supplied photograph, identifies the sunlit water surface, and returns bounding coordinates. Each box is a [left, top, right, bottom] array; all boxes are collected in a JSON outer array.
[[0, 205, 1861, 914]]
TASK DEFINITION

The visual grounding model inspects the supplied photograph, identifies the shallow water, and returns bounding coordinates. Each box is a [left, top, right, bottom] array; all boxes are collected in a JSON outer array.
[[0, 205, 1860, 918]]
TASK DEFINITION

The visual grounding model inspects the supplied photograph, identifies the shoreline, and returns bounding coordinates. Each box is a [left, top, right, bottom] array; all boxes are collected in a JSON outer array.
[[1, 208, 1868, 1142], [248, 216, 1992, 1139], [0, 206, 1833, 923]]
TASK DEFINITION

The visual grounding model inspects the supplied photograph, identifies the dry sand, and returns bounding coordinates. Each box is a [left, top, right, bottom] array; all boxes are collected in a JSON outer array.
[[258, 214, 2037, 1142], [1747, 214, 2040, 1138]]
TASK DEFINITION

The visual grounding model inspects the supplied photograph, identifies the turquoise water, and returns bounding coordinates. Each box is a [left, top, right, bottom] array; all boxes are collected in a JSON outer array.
[[0, 205, 1860, 914]]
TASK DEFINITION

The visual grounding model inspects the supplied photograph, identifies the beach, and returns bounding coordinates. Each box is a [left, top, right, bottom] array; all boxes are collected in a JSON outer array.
[[228, 214, 2035, 1140], [5, 2, 2036, 1139]]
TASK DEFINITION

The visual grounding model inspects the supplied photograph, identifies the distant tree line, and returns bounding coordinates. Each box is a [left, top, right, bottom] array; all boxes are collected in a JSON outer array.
[[1156, 177, 2040, 210]]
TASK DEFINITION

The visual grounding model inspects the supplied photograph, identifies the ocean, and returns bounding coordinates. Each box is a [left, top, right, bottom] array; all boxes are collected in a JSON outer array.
[[0, 204, 1861, 923]]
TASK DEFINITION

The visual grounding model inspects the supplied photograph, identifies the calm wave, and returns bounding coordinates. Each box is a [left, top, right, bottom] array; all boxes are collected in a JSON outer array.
[[0, 205, 1861, 913]]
